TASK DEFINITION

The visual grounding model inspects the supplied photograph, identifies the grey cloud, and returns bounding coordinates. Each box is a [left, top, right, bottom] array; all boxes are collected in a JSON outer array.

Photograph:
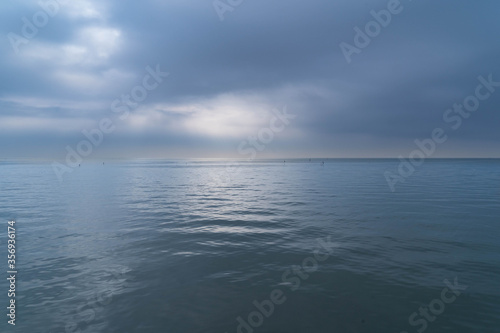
[[1, 0, 499, 158]]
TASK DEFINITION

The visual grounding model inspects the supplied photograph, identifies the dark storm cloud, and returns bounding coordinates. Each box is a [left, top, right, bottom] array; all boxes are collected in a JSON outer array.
[[1, 0, 499, 158]]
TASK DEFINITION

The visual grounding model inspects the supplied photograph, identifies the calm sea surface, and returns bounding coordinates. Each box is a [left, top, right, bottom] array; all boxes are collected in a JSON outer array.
[[0, 159, 499, 332]]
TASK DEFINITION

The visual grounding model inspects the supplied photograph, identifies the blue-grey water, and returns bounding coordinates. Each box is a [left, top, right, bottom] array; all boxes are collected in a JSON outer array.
[[0, 159, 499, 333]]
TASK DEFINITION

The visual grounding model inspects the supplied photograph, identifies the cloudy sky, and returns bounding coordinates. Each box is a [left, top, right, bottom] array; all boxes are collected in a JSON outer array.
[[1, 0, 499, 159]]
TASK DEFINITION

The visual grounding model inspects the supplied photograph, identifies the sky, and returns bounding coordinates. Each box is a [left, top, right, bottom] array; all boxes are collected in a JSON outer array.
[[1, 0, 499, 159]]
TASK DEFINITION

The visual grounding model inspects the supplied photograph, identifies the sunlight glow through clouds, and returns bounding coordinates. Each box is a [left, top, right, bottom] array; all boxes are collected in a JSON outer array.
[[123, 94, 273, 138]]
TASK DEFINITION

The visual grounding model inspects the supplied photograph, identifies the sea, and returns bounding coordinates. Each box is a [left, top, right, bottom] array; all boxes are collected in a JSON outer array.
[[0, 158, 499, 333]]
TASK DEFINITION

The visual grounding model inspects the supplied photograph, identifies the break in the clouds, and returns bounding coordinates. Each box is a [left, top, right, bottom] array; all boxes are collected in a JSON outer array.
[[1, 0, 499, 159]]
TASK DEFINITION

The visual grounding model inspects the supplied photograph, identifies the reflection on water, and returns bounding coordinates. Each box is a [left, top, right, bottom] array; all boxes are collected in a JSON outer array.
[[0, 159, 499, 332]]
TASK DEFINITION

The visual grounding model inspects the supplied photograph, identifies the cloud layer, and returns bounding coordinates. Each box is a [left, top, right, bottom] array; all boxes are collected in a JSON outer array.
[[1, 0, 499, 158]]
